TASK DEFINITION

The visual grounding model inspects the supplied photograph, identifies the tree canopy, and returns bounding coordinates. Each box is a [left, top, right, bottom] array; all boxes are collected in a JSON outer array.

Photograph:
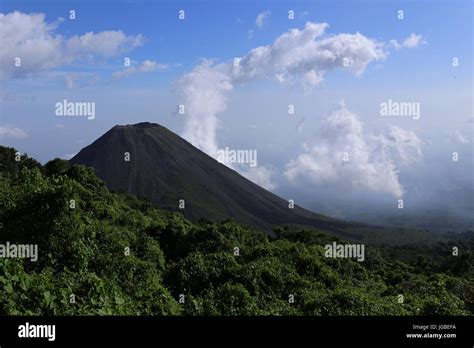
[[0, 146, 472, 315]]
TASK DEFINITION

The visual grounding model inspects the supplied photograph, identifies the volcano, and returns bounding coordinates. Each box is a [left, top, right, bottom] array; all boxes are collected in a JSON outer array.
[[70, 122, 360, 237]]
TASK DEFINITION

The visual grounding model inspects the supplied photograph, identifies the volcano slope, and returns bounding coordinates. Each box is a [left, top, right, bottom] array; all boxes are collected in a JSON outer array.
[[71, 122, 362, 238]]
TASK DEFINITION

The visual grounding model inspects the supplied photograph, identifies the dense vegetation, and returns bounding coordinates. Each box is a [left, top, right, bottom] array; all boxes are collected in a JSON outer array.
[[0, 146, 472, 315]]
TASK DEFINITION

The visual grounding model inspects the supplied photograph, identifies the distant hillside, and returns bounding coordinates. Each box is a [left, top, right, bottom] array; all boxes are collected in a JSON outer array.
[[70, 122, 362, 238]]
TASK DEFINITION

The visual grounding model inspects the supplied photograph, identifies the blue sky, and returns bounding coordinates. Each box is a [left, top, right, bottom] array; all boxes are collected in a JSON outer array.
[[0, 0, 472, 225], [1, 0, 472, 86]]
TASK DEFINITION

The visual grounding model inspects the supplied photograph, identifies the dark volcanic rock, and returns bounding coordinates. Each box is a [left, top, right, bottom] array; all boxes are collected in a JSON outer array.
[[71, 122, 359, 236]]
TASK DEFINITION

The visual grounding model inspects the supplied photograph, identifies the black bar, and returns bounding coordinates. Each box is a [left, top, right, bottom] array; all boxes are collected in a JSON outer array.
[[0, 316, 472, 346]]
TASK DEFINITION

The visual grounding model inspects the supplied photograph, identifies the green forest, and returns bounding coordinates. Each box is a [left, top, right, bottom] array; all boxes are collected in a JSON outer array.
[[0, 146, 472, 316]]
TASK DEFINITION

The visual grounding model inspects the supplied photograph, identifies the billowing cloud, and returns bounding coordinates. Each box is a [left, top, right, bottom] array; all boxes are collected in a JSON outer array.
[[0, 11, 144, 80], [177, 60, 233, 156], [371, 125, 424, 165], [255, 10, 271, 29], [112, 60, 167, 80], [284, 106, 423, 198], [176, 22, 423, 193], [233, 22, 385, 82], [0, 125, 28, 139], [177, 22, 386, 155], [303, 69, 324, 92], [390, 33, 426, 50]]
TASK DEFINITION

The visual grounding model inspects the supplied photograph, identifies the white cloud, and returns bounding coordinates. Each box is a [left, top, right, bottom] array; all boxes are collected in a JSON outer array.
[[177, 22, 386, 156], [390, 33, 426, 50], [0, 125, 28, 139], [371, 125, 424, 165], [303, 69, 324, 92], [0, 11, 144, 80], [233, 23, 386, 80], [255, 10, 271, 29], [112, 60, 167, 80], [450, 130, 471, 144], [65, 30, 144, 58], [177, 59, 233, 156], [238, 165, 277, 191], [275, 73, 286, 83], [402, 33, 425, 48], [284, 106, 423, 198]]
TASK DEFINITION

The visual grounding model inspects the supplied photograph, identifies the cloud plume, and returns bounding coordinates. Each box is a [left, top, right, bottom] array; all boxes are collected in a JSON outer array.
[[284, 106, 423, 197], [177, 22, 386, 156], [176, 22, 423, 193]]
